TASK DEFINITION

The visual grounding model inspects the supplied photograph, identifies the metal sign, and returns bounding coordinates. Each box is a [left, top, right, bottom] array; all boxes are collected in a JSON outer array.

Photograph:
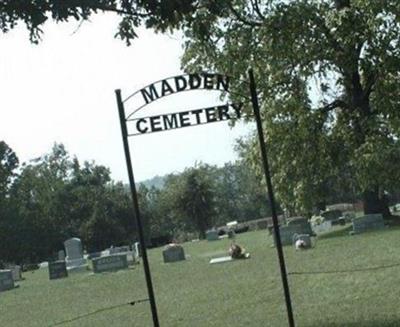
[[115, 70, 295, 327], [127, 103, 243, 136]]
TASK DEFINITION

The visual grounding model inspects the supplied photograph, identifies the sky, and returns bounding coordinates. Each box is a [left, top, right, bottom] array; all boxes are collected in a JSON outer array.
[[0, 14, 252, 183]]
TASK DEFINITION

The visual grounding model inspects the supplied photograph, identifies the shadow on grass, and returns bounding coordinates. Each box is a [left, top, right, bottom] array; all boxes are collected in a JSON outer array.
[[306, 319, 400, 327]]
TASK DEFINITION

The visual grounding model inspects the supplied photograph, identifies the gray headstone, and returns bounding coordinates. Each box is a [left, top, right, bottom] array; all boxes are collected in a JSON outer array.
[[11, 265, 22, 282], [206, 230, 219, 241], [0, 270, 15, 292], [352, 214, 385, 234], [64, 238, 83, 260], [273, 225, 312, 246], [109, 246, 130, 255], [91, 254, 128, 273], [162, 245, 185, 263], [321, 210, 342, 221], [312, 220, 332, 234], [48, 261, 68, 280], [287, 218, 313, 235]]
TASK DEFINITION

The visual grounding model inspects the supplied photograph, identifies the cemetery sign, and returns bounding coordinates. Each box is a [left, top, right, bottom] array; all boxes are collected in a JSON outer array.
[[115, 70, 295, 327]]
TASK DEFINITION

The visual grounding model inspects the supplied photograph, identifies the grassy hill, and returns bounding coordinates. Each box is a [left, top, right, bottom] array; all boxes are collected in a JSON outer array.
[[3, 226, 400, 326]]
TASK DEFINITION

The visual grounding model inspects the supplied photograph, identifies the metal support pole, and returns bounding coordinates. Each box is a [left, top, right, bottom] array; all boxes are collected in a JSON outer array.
[[248, 69, 295, 327], [115, 89, 160, 327]]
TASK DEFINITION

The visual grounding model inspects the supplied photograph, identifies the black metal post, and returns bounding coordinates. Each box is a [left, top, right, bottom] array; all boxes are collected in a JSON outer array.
[[115, 89, 160, 327], [248, 69, 295, 327]]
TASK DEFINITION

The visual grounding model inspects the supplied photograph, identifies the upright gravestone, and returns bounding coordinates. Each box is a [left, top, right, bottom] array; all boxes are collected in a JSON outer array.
[[48, 261, 68, 280], [287, 217, 313, 235], [91, 254, 128, 273], [162, 245, 185, 263], [206, 230, 219, 241], [352, 214, 385, 234], [109, 246, 130, 255], [0, 270, 15, 291], [11, 265, 22, 282], [273, 224, 313, 246], [64, 238, 86, 268], [312, 220, 332, 234], [321, 210, 342, 222]]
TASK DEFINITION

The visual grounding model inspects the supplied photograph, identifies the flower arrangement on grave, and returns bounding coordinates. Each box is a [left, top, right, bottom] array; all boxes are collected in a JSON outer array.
[[229, 243, 249, 259]]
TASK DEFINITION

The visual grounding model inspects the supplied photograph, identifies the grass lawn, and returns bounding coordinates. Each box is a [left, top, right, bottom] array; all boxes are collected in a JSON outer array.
[[2, 225, 400, 327]]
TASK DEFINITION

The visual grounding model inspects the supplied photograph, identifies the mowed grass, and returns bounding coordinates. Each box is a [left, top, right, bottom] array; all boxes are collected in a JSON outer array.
[[2, 226, 400, 327]]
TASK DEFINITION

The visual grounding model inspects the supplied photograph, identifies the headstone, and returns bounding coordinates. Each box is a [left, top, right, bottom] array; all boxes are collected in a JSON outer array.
[[273, 225, 312, 246], [87, 252, 102, 260], [64, 237, 86, 268], [162, 245, 185, 263], [0, 270, 15, 291], [312, 220, 332, 234], [352, 214, 385, 234], [48, 261, 68, 280], [58, 250, 65, 261], [206, 230, 219, 241], [394, 203, 400, 212], [109, 246, 130, 255], [326, 203, 354, 212], [64, 237, 83, 260], [91, 254, 128, 273], [287, 217, 313, 235], [321, 210, 342, 221], [11, 265, 22, 282]]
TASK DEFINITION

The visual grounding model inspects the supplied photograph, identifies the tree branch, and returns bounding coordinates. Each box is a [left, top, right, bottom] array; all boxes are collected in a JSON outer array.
[[251, 0, 266, 21], [227, 3, 262, 27], [318, 99, 349, 113]]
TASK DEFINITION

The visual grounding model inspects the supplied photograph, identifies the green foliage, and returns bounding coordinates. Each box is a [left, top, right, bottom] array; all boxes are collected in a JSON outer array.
[[0, 0, 200, 44], [179, 0, 400, 215], [0, 143, 138, 263], [0, 140, 19, 197]]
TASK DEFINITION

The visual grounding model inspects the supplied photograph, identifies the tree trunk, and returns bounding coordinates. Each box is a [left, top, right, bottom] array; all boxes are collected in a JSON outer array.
[[363, 187, 391, 218]]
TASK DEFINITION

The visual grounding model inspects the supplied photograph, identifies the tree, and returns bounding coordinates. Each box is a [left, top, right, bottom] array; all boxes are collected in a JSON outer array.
[[0, 141, 19, 198], [178, 0, 400, 217], [168, 163, 216, 239], [0, 0, 200, 44], [213, 161, 273, 224]]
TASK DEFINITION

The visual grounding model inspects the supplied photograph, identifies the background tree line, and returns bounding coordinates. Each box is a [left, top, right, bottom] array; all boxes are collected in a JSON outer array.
[[0, 141, 273, 265]]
